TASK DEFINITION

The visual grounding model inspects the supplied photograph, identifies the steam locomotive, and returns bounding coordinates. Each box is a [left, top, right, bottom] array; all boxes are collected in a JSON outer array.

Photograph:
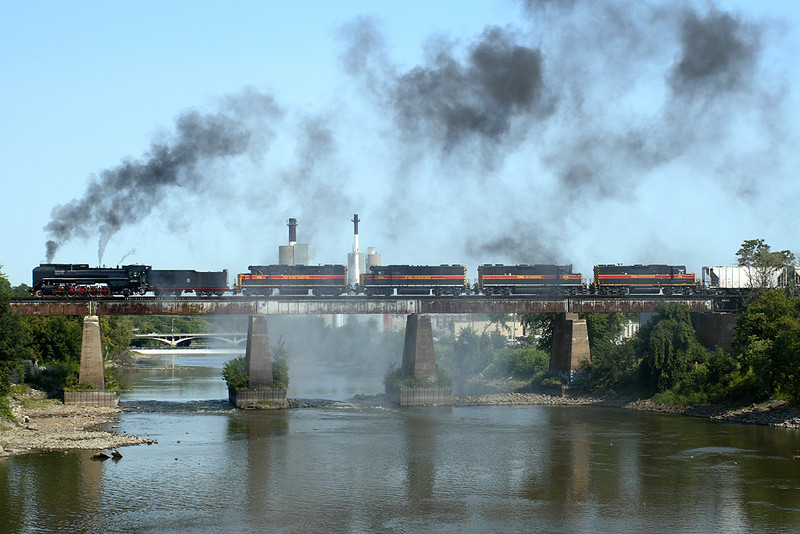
[[31, 262, 713, 298], [32, 264, 228, 297]]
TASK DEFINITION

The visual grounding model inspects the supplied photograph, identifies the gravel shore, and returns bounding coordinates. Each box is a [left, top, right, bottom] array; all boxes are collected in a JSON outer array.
[[0, 389, 153, 457], [3, 388, 797, 458]]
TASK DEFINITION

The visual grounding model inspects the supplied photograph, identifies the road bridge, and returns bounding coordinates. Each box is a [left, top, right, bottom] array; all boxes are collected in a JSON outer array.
[[131, 332, 247, 347]]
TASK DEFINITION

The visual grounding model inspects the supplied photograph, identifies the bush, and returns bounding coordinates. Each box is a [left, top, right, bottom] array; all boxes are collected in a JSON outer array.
[[506, 347, 549, 380], [222, 350, 290, 391], [222, 357, 250, 390], [383, 363, 450, 390]]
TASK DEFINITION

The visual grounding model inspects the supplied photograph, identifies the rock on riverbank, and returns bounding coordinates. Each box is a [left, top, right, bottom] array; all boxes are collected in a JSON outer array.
[[0, 389, 152, 457]]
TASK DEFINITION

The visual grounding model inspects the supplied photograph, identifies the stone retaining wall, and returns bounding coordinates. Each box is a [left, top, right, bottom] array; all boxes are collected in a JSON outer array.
[[63, 391, 120, 408], [229, 388, 288, 409], [386, 387, 452, 406]]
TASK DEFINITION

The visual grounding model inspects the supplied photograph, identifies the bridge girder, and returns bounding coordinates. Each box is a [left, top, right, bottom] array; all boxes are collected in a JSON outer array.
[[9, 296, 717, 316]]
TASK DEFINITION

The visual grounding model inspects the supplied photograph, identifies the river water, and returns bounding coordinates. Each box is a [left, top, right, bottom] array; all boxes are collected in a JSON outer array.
[[2, 350, 800, 533]]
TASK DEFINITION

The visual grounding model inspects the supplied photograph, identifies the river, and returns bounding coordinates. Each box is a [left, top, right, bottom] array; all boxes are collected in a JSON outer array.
[[2, 350, 799, 533]]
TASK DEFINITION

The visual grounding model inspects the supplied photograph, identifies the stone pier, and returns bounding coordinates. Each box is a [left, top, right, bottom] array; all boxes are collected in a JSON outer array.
[[402, 314, 437, 384], [79, 315, 104, 390], [549, 312, 591, 381], [391, 314, 451, 406], [231, 315, 287, 409], [245, 314, 273, 388], [66, 316, 119, 407]]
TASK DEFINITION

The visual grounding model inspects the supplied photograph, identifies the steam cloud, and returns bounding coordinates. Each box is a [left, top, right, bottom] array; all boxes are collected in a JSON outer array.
[[43, 1, 786, 268]]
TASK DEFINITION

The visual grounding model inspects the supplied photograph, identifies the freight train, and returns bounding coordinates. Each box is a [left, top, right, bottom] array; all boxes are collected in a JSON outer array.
[[35, 261, 762, 298]]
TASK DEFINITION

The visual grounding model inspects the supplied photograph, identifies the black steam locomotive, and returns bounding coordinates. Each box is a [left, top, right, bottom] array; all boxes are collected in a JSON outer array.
[[32, 264, 228, 297]]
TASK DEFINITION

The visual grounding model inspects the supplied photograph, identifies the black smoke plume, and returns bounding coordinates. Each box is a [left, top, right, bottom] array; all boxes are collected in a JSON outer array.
[[339, 1, 776, 263], [44, 90, 281, 263]]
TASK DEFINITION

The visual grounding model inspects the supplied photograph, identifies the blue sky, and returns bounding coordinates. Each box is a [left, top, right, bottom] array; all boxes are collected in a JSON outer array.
[[2, 1, 798, 287]]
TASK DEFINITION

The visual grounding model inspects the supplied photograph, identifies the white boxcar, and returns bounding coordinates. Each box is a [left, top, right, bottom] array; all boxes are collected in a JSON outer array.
[[702, 265, 792, 289]]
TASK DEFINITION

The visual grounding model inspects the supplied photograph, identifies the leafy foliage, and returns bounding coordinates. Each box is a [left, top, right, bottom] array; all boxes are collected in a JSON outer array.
[[736, 238, 796, 291], [222, 337, 291, 391], [506, 347, 549, 380], [734, 290, 800, 401], [637, 305, 708, 393]]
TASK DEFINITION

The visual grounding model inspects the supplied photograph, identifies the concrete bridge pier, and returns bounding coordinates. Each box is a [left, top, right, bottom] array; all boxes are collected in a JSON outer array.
[[396, 314, 451, 405], [65, 316, 119, 407], [232, 315, 288, 408], [79, 315, 104, 390], [549, 313, 591, 381], [402, 314, 437, 384], [245, 314, 273, 388]]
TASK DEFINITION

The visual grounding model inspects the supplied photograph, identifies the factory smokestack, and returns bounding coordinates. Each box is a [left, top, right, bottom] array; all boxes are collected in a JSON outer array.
[[351, 213, 360, 252], [288, 217, 297, 245], [348, 213, 363, 287]]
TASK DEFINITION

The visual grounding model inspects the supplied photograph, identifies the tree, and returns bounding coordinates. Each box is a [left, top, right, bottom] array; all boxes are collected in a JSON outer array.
[[637, 305, 708, 393], [520, 313, 557, 351], [0, 267, 26, 395], [734, 290, 800, 401], [736, 238, 795, 290], [99, 316, 134, 360]]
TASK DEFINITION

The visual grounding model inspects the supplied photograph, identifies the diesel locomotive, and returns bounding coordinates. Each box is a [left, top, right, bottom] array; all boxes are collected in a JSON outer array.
[[236, 265, 347, 296]]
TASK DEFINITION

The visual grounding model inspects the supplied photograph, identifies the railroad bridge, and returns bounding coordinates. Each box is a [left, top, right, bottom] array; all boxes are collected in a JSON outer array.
[[10, 295, 737, 406]]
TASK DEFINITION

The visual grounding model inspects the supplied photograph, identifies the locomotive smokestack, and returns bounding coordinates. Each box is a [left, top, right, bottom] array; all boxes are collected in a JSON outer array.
[[287, 218, 297, 245]]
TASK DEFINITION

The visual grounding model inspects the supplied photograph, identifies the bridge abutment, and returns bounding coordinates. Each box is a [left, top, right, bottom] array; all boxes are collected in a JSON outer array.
[[692, 312, 738, 353], [550, 313, 591, 380]]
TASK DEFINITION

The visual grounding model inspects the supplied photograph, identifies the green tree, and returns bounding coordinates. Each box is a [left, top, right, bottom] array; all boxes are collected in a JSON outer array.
[[0, 268, 26, 395], [100, 316, 134, 360], [736, 238, 796, 290], [580, 312, 627, 353], [734, 290, 800, 401], [638, 305, 708, 393], [520, 313, 557, 351]]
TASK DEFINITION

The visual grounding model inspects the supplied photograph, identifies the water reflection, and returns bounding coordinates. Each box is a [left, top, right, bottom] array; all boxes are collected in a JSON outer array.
[[3, 352, 800, 533]]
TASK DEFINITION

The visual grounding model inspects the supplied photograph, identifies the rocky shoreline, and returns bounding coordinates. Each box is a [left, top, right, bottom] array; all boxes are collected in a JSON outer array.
[[0, 389, 154, 458], [2, 389, 798, 458]]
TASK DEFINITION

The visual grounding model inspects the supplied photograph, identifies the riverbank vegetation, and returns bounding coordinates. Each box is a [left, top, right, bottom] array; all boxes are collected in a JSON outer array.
[[581, 291, 800, 405]]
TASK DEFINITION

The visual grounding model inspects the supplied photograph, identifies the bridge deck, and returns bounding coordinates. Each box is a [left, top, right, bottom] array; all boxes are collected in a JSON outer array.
[[10, 296, 718, 315]]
